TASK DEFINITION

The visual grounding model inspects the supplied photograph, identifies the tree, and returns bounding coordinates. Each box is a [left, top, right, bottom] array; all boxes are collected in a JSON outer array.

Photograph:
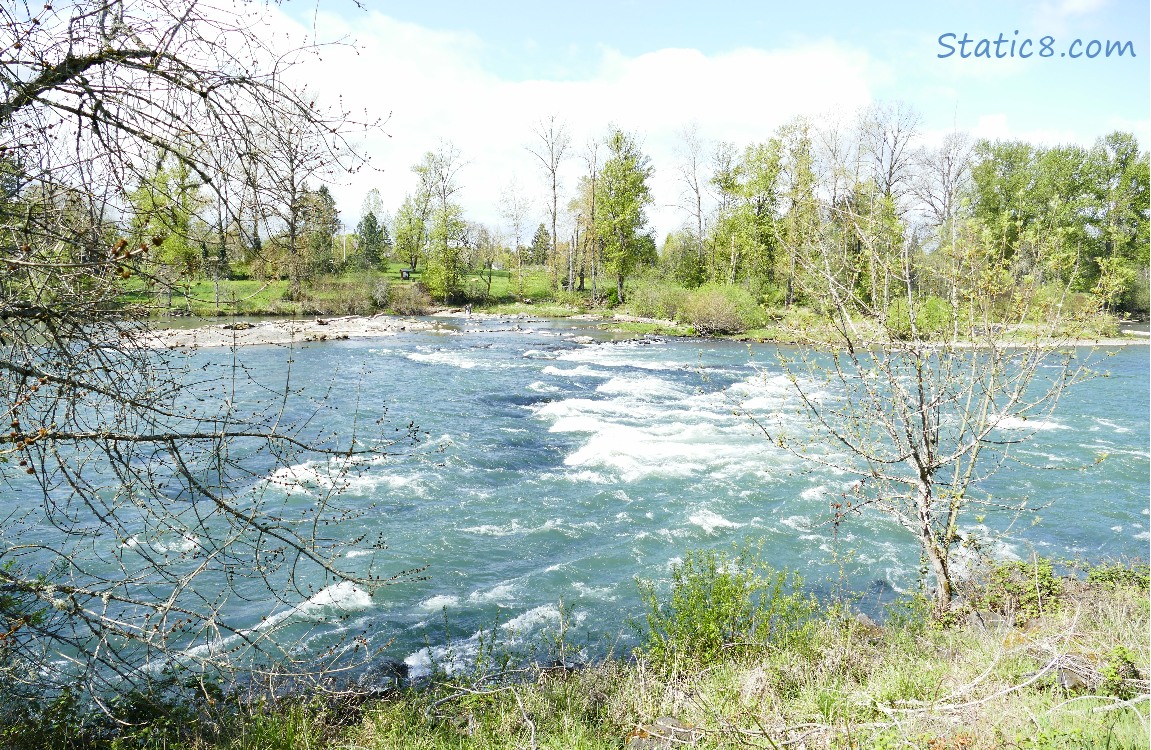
[[752, 136, 1100, 613], [529, 223, 552, 266], [415, 143, 468, 302], [595, 128, 654, 304], [128, 151, 210, 279], [527, 115, 570, 289], [394, 190, 431, 271], [777, 118, 820, 305], [303, 184, 339, 275], [249, 99, 342, 298], [674, 122, 711, 275], [0, 0, 415, 706], [357, 211, 387, 269], [499, 178, 531, 296]]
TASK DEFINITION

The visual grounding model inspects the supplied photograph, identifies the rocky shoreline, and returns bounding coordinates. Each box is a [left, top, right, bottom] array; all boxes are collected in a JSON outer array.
[[141, 314, 443, 348], [141, 311, 1150, 349]]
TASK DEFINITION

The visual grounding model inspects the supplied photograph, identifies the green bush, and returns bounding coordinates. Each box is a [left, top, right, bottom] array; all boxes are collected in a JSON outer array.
[[970, 557, 1063, 626], [388, 284, 432, 315], [625, 278, 687, 320], [678, 284, 765, 335], [1100, 646, 1142, 700], [1086, 560, 1150, 590], [637, 548, 816, 672], [885, 295, 953, 339]]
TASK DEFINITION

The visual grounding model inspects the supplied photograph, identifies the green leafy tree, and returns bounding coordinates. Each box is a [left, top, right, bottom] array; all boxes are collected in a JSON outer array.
[[128, 152, 208, 277], [595, 128, 654, 304], [414, 144, 468, 302], [356, 211, 387, 269], [528, 222, 551, 265], [303, 184, 339, 275], [394, 191, 431, 271], [778, 119, 819, 305]]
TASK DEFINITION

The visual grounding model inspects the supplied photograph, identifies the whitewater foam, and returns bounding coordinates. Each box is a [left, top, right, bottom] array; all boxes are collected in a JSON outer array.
[[688, 509, 744, 534]]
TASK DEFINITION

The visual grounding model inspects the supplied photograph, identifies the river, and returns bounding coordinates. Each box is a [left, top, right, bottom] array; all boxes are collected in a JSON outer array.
[[12, 316, 1151, 682]]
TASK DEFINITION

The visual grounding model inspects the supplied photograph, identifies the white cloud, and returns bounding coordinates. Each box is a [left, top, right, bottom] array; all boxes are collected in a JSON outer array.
[[262, 9, 879, 239], [971, 114, 1084, 146], [1040, 0, 1109, 19]]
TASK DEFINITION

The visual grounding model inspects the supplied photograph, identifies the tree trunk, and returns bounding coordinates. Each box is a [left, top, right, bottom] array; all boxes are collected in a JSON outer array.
[[916, 482, 953, 612]]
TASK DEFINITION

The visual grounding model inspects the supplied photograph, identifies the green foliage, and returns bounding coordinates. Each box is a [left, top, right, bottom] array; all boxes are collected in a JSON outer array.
[[624, 276, 688, 320], [971, 133, 1150, 307], [0, 672, 223, 750], [637, 548, 816, 672], [595, 128, 654, 303], [1086, 560, 1150, 590], [527, 222, 551, 265], [356, 211, 387, 269], [127, 151, 208, 277], [885, 295, 954, 339], [1099, 646, 1142, 700], [393, 193, 430, 272], [303, 185, 340, 276], [970, 558, 1063, 626], [678, 283, 765, 335], [658, 230, 707, 287], [388, 283, 432, 315]]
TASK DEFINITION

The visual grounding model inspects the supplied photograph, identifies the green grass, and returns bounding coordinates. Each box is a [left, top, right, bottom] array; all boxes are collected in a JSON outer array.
[[601, 321, 696, 336]]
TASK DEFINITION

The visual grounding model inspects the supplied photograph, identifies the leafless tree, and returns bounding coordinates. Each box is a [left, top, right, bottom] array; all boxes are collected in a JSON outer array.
[[499, 177, 531, 296], [912, 131, 974, 232], [858, 102, 922, 212], [526, 115, 570, 289], [0, 0, 417, 704], [674, 122, 711, 265], [744, 123, 1098, 613]]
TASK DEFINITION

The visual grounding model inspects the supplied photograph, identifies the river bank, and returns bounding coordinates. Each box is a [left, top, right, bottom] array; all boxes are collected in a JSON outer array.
[[7, 559, 1147, 750], [142, 309, 1150, 348]]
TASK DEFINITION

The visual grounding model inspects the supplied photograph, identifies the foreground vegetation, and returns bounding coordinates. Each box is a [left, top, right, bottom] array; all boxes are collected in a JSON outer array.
[[5, 556, 1146, 749]]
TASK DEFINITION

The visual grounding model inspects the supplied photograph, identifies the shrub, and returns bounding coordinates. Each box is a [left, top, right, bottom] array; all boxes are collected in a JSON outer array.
[[637, 548, 816, 672], [969, 557, 1063, 626], [625, 278, 687, 320], [1086, 560, 1150, 590], [388, 284, 432, 315], [371, 278, 391, 308], [885, 296, 953, 339], [679, 284, 764, 335]]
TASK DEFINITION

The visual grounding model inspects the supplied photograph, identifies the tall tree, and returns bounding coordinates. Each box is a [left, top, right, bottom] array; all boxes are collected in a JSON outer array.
[[529, 222, 552, 265], [250, 101, 337, 298], [128, 151, 208, 278], [395, 190, 431, 271], [303, 184, 339, 275], [778, 119, 819, 305], [357, 211, 386, 269], [416, 143, 468, 302], [527, 116, 570, 289], [595, 128, 654, 304], [673, 123, 711, 284], [499, 178, 531, 296]]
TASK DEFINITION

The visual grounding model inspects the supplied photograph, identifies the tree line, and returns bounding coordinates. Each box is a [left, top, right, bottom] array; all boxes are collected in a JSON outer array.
[[34, 105, 1144, 318], [367, 109, 1148, 315]]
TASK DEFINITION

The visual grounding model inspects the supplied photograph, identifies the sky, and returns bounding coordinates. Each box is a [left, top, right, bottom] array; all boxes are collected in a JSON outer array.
[[269, 0, 1150, 241]]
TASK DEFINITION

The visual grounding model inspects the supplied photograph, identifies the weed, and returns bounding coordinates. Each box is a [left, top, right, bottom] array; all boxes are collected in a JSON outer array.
[[636, 547, 816, 672]]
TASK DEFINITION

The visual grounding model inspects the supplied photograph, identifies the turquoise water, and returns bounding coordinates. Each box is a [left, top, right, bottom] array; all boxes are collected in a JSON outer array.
[[195, 318, 1148, 677], [11, 318, 1150, 681]]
